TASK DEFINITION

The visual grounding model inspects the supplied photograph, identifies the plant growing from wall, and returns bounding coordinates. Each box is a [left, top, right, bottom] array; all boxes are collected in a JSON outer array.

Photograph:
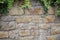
[[0, 0, 8, 14], [0, 0, 31, 14], [39, 0, 60, 16], [21, 0, 31, 8], [0, 0, 14, 14], [55, 0, 60, 16]]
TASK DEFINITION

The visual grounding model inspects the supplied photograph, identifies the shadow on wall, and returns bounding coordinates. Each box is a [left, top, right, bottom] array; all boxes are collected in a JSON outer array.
[[0, 3, 8, 15]]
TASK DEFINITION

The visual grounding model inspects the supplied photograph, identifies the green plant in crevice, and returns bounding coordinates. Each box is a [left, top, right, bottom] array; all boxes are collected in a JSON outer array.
[[0, 0, 14, 14], [56, 7, 60, 16], [7, 0, 14, 9], [0, 0, 8, 14], [40, 0, 53, 14], [38, 0, 60, 16], [21, 0, 31, 8], [0, 0, 31, 14], [55, 0, 60, 16]]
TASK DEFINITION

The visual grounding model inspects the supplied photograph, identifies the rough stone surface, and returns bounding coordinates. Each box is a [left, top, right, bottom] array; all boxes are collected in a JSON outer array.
[[19, 30, 30, 37], [45, 15, 55, 23], [1, 21, 16, 31], [0, 1, 60, 40], [39, 23, 50, 30], [47, 34, 60, 40], [0, 31, 8, 38], [30, 7, 44, 15], [47, 36, 56, 40], [48, 7, 55, 14], [9, 30, 19, 39], [9, 7, 24, 16], [16, 16, 32, 23], [1, 16, 15, 21], [20, 36, 33, 40], [51, 27, 60, 35], [25, 8, 31, 15], [31, 30, 40, 36]]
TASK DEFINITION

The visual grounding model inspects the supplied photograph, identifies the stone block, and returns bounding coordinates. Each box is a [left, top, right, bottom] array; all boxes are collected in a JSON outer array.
[[19, 30, 30, 37], [47, 36, 56, 40], [9, 7, 24, 15], [48, 7, 55, 14], [1, 16, 15, 21], [45, 15, 55, 23], [16, 16, 32, 23], [1, 21, 16, 31], [31, 30, 40, 36], [25, 8, 31, 15], [47, 34, 60, 40], [0, 31, 8, 38], [51, 27, 60, 35], [39, 24, 50, 30], [20, 36, 33, 40], [9, 30, 19, 39], [30, 7, 44, 15], [32, 16, 43, 23]]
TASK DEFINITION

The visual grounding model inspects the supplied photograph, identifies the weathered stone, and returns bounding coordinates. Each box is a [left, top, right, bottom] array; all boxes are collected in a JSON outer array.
[[54, 17, 60, 23], [47, 36, 56, 40], [32, 16, 43, 23], [9, 30, 19, 39], [29, 26, 39, 30], [48, 7, 55, 14], [17, 23, 39, 30], [9, 7, 18, 15], [18, 8, 24, 15], [49, 23, 60, 27], [39, 24, 50, 30], [39, 29, 48, 40], [0, 31, 8, 38], [8, 21, 17, 30], [0, 39, 9, 40], [55, 23, 60, 27], [16, 16, 32, 23], [33, 36, 40, 40], [1, 21, 16, 30], [9, 7, 24, 15], [1, 22, 9, 30], [31, 30, 40, 36], [25, 8, 31, 15], [56, 35, 60, 40], [1, 16, 15, 21], [51, 27, 60, 35], [19, 30, 30, 37], [0, 39, 18, 40], [30, 7, 44, 15], [32, 17, 40, 23], [9, 39, 20, 40], [20, 36, 33, 40], [47, 34, 60, 40], [0, 38, 20, 40], [45, 15, 55, 23], [0, 4, 60, 40]]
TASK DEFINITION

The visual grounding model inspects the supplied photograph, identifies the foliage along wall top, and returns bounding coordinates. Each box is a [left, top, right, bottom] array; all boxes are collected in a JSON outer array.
[[0, 0, 60, 16], [0, 0, 31, 14], [40, 0, 60, 16]]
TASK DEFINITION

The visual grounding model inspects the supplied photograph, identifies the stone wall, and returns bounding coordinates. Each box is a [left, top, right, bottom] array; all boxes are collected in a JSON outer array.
[[0, 1, 60, 40]]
